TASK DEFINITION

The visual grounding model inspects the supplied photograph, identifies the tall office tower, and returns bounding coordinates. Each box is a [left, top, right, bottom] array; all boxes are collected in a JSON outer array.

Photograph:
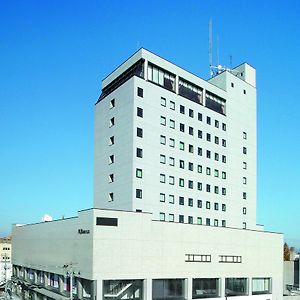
[[94, 48, 257, 230]]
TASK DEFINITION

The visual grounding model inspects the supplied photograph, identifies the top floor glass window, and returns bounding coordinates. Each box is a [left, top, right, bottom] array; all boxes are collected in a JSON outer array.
[[206, 91, 226, 115], [179, 78, 203, 104], [148, 63, 175, 92]]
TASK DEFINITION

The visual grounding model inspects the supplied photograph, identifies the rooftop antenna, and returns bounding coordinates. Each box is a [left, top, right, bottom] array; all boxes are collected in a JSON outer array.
[[217, 34, 220, 67], [209, 18, 213, 77], [229, 55, 233, 69]]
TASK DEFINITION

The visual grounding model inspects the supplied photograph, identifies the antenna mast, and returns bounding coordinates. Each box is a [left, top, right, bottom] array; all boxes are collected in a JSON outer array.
[[209, 18, 213, 78]]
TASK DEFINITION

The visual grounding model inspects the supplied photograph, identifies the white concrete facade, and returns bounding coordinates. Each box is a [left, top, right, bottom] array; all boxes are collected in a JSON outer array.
[[11, 49, 283, 300], [12, 208, 283, 300], [94, 48, 257, 230]]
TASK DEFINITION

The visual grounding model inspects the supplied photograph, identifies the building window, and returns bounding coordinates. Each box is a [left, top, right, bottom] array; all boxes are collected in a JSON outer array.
[[206, 218, 210, 226], [169, 176, 175, 185], [192, 279, 219, 299], [109, 155, 114, 164], [109, 136, 115, 146], [214, 169, 219, 177], [147, 63, 175, 92], [161, 97, 166, 107], [222, 123, 226, 131], [179, 160, 185, 169], [222, 172, 226, 179], [243, 192, 247, 199], [198, 112, 202, 121], [197, 199, 202, 208], [189, 144, 194, 153], [160, 193, 165, 202], [215, 136, 219, 144], [206, 184, 211, 193], [189, 109, 194, 118], [198, 147, 202, 156], [214, 203, 219, 210], [243, 89, 247, 95], [197, 182, 202, 191], [215, 153, 219, 161], [222, 220, 226, 227], [160, 213, 165, 221], [170, 101, 175, 110], [109, 99, 115, 109], [231, 82, 234, 88], [188, 216, 193, 224], [160, 116, 166, 126], [222, 188, 226, 196], [169, 214, 175, 222], [243, 222, 247, 229], [188, 180, 194, 189], [169, 194, 175, 204], [222, 139, 226, 147], [206, 201, 211, 209], [222, 204, 226, 212], [160, 154, 166, 164], [170, 119, 175, 129], [180, 123, 185, 132], [137, 127, 143, 138], [215, 120, 219, 128], [179, 215, 184, 223], [169, 138, 175, 147], [243, 131, 247, 139], [197, 217, 202, 225], [243, 207, 247, 215], [179, 196, 184, 205], [180, 105, 185, 114], [198, 130, 203, 138], [137, 107, 143, 117], [109, 192, 114, 202], [252, 278, 271, 295], [206, 150, 211, 159], [160, 174, 166, 183], [189, 126, 194, 135], [222, 155, 226, 163], [243, 177, 247, 184], [137, 87, 143, 97], [136, 168, 143, 178], [197, 165, 202, 173], [136, 189, 142, 198], [188, 162, 194, 171], [214, 219, 218, 226], [136, 148, 143, 158], [169, 157, 175, 166], [188, 198, 193, 207], [214, 186, 219, 194], [243, 147, 247, 154], [220, 256, 242, 263], [206, 167, 211, 175], [179, 178, 185, 187], [206, 116, 211, 125], [160, 135, 166, 145], [243, 162, 247, 169], [109, 117, 115, 127], [109, 174, 114, 183], [225, 278, 247, 297]]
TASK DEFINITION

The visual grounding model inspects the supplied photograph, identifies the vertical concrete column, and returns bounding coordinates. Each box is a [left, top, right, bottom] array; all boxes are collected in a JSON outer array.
[[77, 278, 83, 299], [33, 291, 38, 300], [247, 278, 251, 296], [144, 278, 152, 300], [34, 270, 38, 284], [220, 277, 225, 298], [16, 266, 20, 278], [59, 275, 64, 294], [175, 75, 179, 94], [202, 89, 206, 106], [23, 267, 28, 281], [144, 60, 148, 81], [186, 278, 192, 300], [43, 272, 48, 288], [95, 279, 102, 300]]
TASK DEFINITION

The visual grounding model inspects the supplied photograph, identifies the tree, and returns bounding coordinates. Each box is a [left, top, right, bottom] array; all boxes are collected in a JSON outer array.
[[284, 242, 290, 261]]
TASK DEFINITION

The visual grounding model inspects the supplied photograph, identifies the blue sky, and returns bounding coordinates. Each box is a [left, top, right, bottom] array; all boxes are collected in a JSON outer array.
[[1, 0, 300, 247]]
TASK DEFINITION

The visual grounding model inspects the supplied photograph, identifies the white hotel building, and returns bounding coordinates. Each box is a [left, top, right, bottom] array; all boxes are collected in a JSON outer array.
[[12, 49, 283, 300]]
